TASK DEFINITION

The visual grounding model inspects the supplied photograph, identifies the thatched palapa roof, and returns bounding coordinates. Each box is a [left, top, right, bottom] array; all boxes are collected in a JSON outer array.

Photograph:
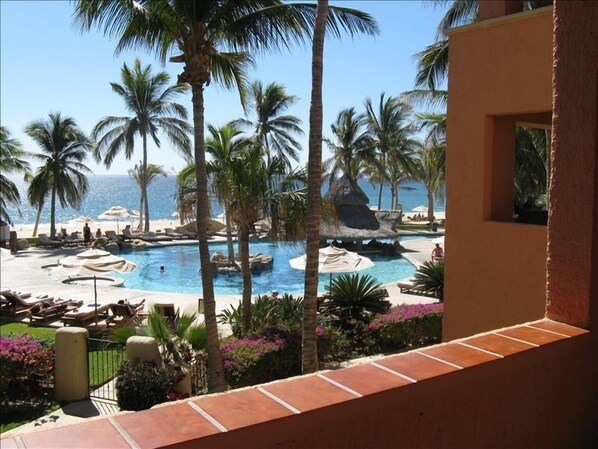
[[321, 175, 399, 241]]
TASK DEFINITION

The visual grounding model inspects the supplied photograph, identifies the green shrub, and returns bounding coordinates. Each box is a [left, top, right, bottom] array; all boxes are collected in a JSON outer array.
[[413, 261, 444, 301], [218, 294, 304, 337], [115, 361, 175, 411], [369, 303, 443, 351], [323, 274, 391, 323]]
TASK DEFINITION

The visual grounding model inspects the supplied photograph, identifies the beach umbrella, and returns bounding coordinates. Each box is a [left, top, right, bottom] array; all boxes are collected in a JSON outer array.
[[54, 249, 137, 324], [1, 247, 14, 261], [289, 245, 375, 288], [412, 205, 428, 213], [69, 215, 94, 224], [433, 236, 445, 245], [98, 206, 137, 233]]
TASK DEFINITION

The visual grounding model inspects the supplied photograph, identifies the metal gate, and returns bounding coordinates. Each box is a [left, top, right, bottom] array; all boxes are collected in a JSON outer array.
[[88, 337, 126, 402]]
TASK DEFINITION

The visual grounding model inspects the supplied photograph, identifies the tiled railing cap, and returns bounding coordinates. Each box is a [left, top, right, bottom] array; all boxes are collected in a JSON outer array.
[[4, 319, 588, 448]]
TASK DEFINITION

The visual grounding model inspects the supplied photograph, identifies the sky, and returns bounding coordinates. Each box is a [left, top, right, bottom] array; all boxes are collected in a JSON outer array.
[[1, 0, 447, 176]]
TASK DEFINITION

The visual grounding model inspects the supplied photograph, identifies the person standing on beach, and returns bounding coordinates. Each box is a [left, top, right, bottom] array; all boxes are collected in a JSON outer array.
[[83, 222, 92, 245]]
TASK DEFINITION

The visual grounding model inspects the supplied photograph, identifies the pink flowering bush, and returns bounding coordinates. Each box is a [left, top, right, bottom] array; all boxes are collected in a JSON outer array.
[[0, 335, 54, 407], [369, 303, 443, 351], [221, 333, 301, 388]]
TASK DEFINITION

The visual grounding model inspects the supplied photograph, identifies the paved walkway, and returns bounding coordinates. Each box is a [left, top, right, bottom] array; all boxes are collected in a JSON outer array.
[[0, 234, 442, 437]]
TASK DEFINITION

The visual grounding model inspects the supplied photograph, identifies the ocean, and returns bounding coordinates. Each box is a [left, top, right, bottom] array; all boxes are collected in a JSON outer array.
[[5, 175, 445, 227]]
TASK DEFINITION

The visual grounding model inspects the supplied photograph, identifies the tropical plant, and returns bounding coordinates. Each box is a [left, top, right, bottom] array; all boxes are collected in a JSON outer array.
[[514, 126, 549, 211], [323, 274, 391, 322], [323, 107, 371, 184], [0, 127, 31, 224], [412, 260, 445, 302], [92, 58, 191, 232], [75, 0, 377, 392], [363, 93, 416, 210], [128, 162, 168, 228], [25, 113, 93, 239], [218, 294, 304, 338], [232, 80, 303, 169], [414, 144, 445, 227], [115, 361, 175, 411], [205, 124, 253, 262]]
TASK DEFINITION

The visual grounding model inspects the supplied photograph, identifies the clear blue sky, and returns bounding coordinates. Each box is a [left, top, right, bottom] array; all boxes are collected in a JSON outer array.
[[1, 1, 446, 175]]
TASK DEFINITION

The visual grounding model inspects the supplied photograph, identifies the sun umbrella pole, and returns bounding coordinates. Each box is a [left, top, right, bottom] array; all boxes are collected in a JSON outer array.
[[94, 275, 98, 325]]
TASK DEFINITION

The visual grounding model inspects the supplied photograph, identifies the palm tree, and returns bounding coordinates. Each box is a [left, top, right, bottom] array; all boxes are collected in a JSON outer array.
[[302, 0, 328, 375], [232, 80, 303, 169], [92, 58, 192, 232], [323, 107, 371, 184], [25, 113, 93, 239], [364, 93, 416, 210], [0, 126, 31, 224], [128, 162, 168, 227], [75, 0, 377, 393], [205, 124, 253, 263], [414, 143, 445, 227]]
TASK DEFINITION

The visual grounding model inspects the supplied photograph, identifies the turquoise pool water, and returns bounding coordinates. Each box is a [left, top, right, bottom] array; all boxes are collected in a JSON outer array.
[[118, 241, 416, 295]]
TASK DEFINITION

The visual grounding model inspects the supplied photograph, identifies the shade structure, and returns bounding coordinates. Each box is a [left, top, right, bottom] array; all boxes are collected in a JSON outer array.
[[412, 205, 429, 213], [289, 245, 375, 288], [69, 215, 94, 224], [98, 206, 138, 233], [54, 249, 137, 324]]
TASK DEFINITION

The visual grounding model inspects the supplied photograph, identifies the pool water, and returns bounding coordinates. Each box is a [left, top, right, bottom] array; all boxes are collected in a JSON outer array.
[[118, 241, 416, 295]]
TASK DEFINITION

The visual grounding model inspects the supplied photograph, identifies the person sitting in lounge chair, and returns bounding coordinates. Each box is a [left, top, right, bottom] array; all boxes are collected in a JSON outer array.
[[431, 243, 444, 261]]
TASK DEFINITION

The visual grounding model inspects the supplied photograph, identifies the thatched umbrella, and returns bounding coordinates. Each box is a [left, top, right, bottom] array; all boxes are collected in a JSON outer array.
[[321, 175, 399, 241]]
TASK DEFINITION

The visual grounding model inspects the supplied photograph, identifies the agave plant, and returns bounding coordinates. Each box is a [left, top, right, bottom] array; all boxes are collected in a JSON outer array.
[[323, 274, 390, 322], [412, 260, 445, 302]]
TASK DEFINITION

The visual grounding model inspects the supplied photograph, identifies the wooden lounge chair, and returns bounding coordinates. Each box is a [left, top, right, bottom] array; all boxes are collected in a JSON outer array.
[[396, 278, 436, 298], [174, 227, 198, 239], [63, 232, 84, 247], [62, 304, 110, 327], [122, 227, 143, 241], [105, 230, 120, 241], [28, 299, 83, 324], [139, 232, 173, 242], [38, 233, 62, 248], [106, 303, 145, 326], [0, 291, 52, 318], [153, 303, 180, 329], [164, 227, 185, 240]]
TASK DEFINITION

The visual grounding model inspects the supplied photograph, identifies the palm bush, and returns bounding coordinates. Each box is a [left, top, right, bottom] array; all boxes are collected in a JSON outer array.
[[218, 294, 304, 338], [323, 274, 391, 322], [412, 260, 445, 301]]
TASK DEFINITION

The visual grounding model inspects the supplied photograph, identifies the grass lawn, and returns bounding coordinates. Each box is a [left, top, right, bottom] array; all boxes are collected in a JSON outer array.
[[0, 322, 57, 340]]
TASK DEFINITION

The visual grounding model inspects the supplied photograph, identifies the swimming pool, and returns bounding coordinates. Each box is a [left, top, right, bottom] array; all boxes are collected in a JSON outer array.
[[118, 241, 416, 295]]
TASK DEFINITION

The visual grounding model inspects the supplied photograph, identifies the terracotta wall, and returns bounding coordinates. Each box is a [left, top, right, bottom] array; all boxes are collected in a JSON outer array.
[[443, 9, 554, 340]]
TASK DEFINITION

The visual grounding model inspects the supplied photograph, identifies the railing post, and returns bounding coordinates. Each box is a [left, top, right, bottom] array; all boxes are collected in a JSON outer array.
[[126, 336, 162, 366], [55, 327, 89, 402]]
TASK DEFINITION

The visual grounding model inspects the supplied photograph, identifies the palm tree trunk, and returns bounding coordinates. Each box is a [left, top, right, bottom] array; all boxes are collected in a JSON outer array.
[[50, 186, 57, 239], [239, 223, 252, 332], [191, 82, 226, 393], [142, 134, 150, 232], [427, 190, 435, 229], [225, 203, 235, 262], [302, 0, 328, 374], [390, 184, 396, 210], [32, 201, 43, 237], [377, 181, 383, 210]]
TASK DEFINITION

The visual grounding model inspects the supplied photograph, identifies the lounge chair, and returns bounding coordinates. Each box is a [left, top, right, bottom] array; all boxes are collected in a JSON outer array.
[[105, 230, 119, 241], [174, 227, 198, 239], [63, 232, 84, 247], [28, 299, 83, 324], [61, 304, 111, 327], [397, 278, 436, 298], [153, 303, 180, 329], [122, 227, 143, 241], [106, 302, 145, 327], [0, 291, 53, 318], [138, 232, 173, 242], [164, 227, 185, 240], [38, 233, 62, 248]]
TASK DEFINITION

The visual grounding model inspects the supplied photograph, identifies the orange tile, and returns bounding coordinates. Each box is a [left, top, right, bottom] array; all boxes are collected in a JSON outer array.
[[322, 364, 412, 396], [375, 352, 458, 381], [498, 326, 568, 346], [261, 375, 358, 413], [21, 419, 129, 449], [420, 343, 500, 368], [463, 333, 535, 356], [529, 319, 589, 337], [114, 402, 221, 448], [193, 388, 294, 431]]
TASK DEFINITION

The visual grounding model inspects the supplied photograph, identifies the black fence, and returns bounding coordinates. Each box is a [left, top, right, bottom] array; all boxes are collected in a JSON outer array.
[[190, 351, 208, 396], [88, 337, 126, 402]]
